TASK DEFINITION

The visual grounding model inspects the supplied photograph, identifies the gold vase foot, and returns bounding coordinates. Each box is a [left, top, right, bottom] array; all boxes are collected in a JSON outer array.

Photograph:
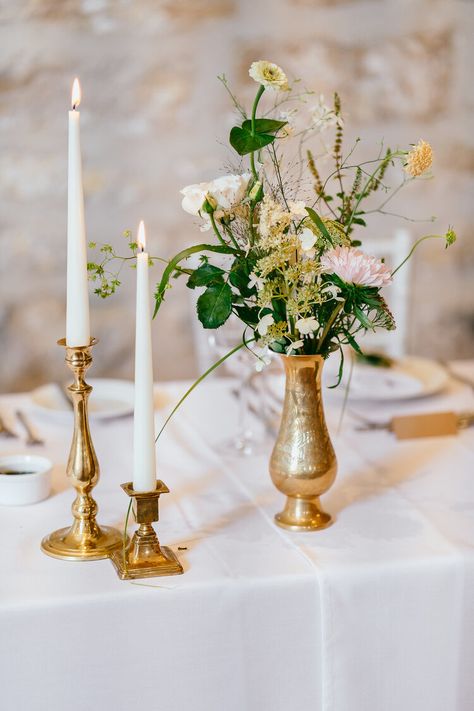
[[41, 525, 123, 561], [274, 496, 333, 532]]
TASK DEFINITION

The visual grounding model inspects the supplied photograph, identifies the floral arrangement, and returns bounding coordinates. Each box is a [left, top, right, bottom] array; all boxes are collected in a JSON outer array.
[[89, 60, 455, 380]]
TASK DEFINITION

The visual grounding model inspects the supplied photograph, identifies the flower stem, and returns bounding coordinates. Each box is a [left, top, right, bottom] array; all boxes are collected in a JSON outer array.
[[391, 234, 445, 277], [317, 301, 345, 352], [344, 150, 403, 234], [250, 85, 265, 180], [209, 212, 227, 246], [155, 337, 255, 443]]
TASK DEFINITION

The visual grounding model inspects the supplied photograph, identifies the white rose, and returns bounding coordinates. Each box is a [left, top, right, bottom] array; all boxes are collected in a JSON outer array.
[[207, 173, 252, 210], [180, 182, 209, 216]]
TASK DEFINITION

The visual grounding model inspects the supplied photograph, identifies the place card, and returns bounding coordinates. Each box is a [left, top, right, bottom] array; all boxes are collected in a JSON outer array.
[[392, 411, 459, 439]]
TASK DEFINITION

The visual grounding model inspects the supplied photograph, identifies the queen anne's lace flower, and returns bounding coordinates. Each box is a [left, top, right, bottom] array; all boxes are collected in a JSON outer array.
[[249, 61, 289, 91], [405, 140, 433, 177], [320, 246, 392, 288]]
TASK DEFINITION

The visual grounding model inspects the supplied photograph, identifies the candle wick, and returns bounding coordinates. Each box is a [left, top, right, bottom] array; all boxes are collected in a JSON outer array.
[[72, 104, 77, 111]]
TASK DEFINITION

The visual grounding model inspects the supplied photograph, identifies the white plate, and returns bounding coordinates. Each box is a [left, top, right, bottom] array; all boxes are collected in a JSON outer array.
[[266, 356, 449, 404], [338, 356, 449, 401], [30, 378, 135, 421]]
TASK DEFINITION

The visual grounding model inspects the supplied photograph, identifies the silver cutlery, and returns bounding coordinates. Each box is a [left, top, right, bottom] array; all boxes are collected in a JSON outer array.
[[0, 412, 18, 438], [438, 360, 474, 391], [16, 410, 45, 446]]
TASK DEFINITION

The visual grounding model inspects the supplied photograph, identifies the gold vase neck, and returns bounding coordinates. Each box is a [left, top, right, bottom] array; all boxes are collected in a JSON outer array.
[[280, 353, 325, 383]]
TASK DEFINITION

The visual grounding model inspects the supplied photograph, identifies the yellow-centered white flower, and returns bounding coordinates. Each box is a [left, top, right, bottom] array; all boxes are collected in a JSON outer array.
[[249, 61, 289, 91], [296, 316, 320, 335], [257, 313, 274, 336], [286, 339, 304, 355]]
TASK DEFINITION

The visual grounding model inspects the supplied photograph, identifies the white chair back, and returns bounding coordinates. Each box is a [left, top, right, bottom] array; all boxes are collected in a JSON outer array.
[[357, 228, 412, 358]]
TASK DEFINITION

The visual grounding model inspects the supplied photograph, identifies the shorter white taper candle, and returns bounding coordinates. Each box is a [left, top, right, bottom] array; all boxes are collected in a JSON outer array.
[[133, 221, 157, 492]]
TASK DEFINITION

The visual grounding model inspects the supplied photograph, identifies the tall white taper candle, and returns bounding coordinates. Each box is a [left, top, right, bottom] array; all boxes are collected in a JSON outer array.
[[66, 78, 90, 347], [133, 221, 157, 492]]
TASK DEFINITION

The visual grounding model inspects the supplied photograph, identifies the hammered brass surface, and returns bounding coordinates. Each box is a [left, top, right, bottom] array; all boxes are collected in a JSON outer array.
[[41, 338, 122, 561], [269, 354, 337, 531], [110, 480, 183, 580]]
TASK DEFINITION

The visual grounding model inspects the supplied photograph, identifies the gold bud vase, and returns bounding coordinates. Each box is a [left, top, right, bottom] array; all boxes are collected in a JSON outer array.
[[269, 354, 337, 531]]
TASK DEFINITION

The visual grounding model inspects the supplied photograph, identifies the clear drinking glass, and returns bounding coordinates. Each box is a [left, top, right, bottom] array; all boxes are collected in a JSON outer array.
[[207, 317, 267, 456]]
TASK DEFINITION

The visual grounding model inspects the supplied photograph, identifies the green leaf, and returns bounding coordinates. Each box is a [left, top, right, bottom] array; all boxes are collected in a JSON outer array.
[[351, 217, 367, 226], [197, 282, 233, 329], [154, 243, 238, 317], [229, 256, 256, 297], [229, 126, 274, 156], [234, 305, 260, 326], [187, 263, 224, 289], [354, 305, 374, 330], [305, 208, 335, 246], [241, 118, 287, 135]]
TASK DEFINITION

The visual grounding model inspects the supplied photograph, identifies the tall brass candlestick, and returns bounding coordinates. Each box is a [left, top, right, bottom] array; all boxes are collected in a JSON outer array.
[[41, 338, 122, 561]]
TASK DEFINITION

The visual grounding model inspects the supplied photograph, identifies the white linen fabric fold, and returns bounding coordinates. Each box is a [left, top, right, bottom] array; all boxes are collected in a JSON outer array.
[[0, 367, 473, 711]]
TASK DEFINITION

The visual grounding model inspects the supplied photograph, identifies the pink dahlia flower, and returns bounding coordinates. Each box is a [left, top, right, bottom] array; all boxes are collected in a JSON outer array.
[[320, 246, 392, 288]]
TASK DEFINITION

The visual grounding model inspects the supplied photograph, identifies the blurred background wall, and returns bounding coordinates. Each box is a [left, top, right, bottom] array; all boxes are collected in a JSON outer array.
[[1, 0, 473, 392]]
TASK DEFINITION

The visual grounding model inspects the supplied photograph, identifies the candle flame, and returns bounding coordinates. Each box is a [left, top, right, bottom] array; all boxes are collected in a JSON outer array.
[[71, 78, 81, 110], [137, 220, 146, 252]]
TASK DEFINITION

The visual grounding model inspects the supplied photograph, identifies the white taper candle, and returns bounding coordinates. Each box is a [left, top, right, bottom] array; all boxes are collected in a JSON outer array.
[[66, 78, 90, 347], [133, 221, 157, 492]]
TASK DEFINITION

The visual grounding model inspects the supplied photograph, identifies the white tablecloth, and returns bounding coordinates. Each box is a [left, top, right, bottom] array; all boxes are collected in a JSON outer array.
[[1, 364, 474, 711]]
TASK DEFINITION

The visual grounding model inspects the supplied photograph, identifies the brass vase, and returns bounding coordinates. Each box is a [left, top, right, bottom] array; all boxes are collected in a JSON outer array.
[[269, 354, 337, 531]]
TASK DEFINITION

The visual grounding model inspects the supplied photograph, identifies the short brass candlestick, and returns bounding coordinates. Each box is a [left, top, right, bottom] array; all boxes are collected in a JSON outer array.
[[41, 338, 122, 561], [110, 481, 183, 580]]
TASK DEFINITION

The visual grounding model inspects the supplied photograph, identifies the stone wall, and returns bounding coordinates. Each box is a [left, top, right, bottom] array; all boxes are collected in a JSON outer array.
[[1, 0, 473, 392]]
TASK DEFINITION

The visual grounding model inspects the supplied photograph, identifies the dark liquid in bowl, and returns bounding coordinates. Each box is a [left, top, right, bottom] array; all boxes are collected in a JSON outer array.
[[0, 469, 36, 476]]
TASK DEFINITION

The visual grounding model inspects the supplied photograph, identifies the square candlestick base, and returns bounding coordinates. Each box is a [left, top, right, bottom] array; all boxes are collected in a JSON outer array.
[[110, 481, 183, 580]]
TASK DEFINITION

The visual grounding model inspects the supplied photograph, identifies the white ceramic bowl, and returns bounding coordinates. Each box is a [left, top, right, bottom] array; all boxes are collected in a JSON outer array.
[[0, 454, 52, 505]]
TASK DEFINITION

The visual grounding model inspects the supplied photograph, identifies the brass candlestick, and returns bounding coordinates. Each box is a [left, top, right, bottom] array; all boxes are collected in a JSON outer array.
[[41, 338, 122, 561], [110, 481, 183, 580]]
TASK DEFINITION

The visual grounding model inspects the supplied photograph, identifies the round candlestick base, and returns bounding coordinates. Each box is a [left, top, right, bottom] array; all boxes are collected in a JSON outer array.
[[41, 525, 123, 561]]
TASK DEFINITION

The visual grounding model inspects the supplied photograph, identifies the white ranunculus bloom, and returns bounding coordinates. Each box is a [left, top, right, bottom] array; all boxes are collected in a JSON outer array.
[[208, 173, 252, 210], [249, 61, 289, 91], [257, 313, 274, 336], [180, 182, 209, 216], [299, 228, 317, 252], [296, 316, 320, 335]]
